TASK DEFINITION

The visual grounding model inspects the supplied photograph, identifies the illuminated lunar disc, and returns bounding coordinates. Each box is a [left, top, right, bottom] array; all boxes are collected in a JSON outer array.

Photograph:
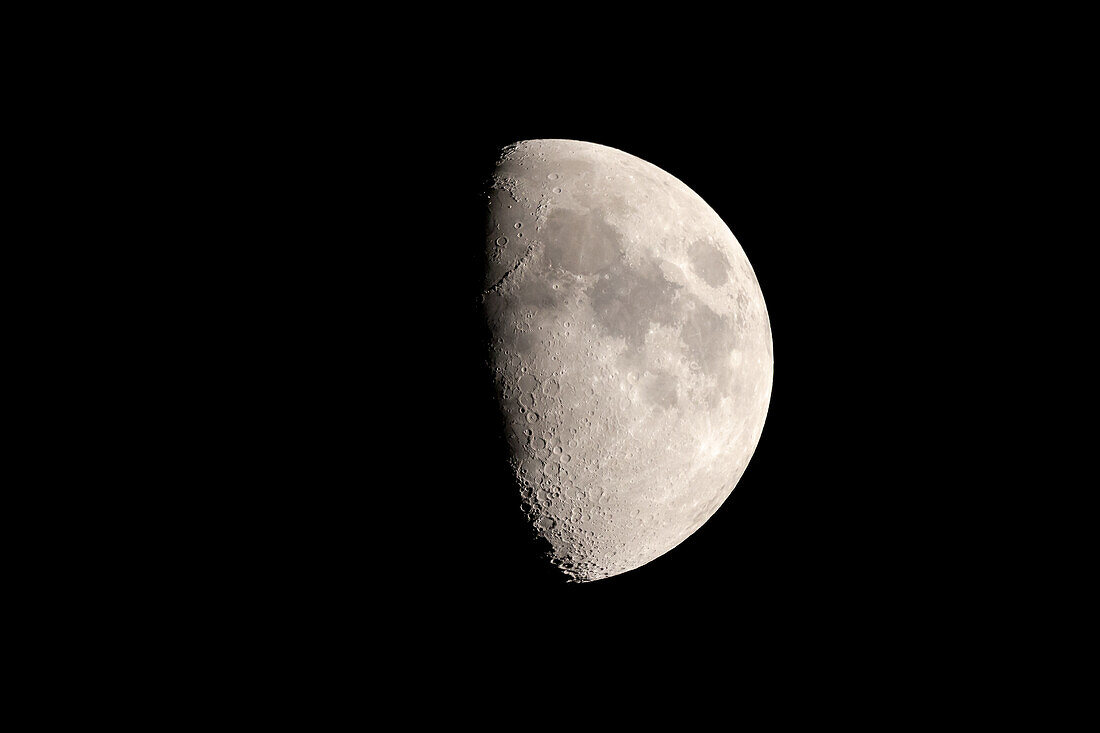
[[482, 139, 773, 582]]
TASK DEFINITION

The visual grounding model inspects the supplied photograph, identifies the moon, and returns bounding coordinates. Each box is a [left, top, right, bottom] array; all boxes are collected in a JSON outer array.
[[482, 139, 773, 582]]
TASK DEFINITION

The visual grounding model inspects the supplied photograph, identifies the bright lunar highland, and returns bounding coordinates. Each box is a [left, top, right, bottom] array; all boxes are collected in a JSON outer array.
[[482, 139, 773, 582]]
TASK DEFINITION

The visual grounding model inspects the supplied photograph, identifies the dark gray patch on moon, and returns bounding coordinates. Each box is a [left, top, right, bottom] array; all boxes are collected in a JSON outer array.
[[689, 239, 732, 287], [680, 297, 737, 374], [642, 371, 679, 409], [510, 268, 561, 311], [542, 208, 623, 275], [588, 260, 681, 354]]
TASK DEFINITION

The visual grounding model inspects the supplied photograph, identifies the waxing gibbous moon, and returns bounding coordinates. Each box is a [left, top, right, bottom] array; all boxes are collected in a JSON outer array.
[[482, 139, 773, 582]]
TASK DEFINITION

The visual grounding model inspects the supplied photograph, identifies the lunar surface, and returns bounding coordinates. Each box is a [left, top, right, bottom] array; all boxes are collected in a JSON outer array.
[[482, 139, 773, 582]]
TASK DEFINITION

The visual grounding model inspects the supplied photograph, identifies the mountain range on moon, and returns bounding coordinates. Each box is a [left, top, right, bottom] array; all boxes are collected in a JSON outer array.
[[482, 139, 773, 582]]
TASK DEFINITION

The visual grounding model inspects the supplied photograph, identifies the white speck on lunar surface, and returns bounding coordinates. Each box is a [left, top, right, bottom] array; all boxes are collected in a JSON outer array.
[[482, 139, 773, 583]]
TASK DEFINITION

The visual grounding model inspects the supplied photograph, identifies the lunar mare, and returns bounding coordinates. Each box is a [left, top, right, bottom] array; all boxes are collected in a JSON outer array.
[[483, 139, 773, 582]]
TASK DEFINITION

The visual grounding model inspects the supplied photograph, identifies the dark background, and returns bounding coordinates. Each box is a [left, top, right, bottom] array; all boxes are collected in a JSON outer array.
[[46, 14, 1059, 700], [93, 15, 1073, 703], [211, 70, 1004, 656]]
